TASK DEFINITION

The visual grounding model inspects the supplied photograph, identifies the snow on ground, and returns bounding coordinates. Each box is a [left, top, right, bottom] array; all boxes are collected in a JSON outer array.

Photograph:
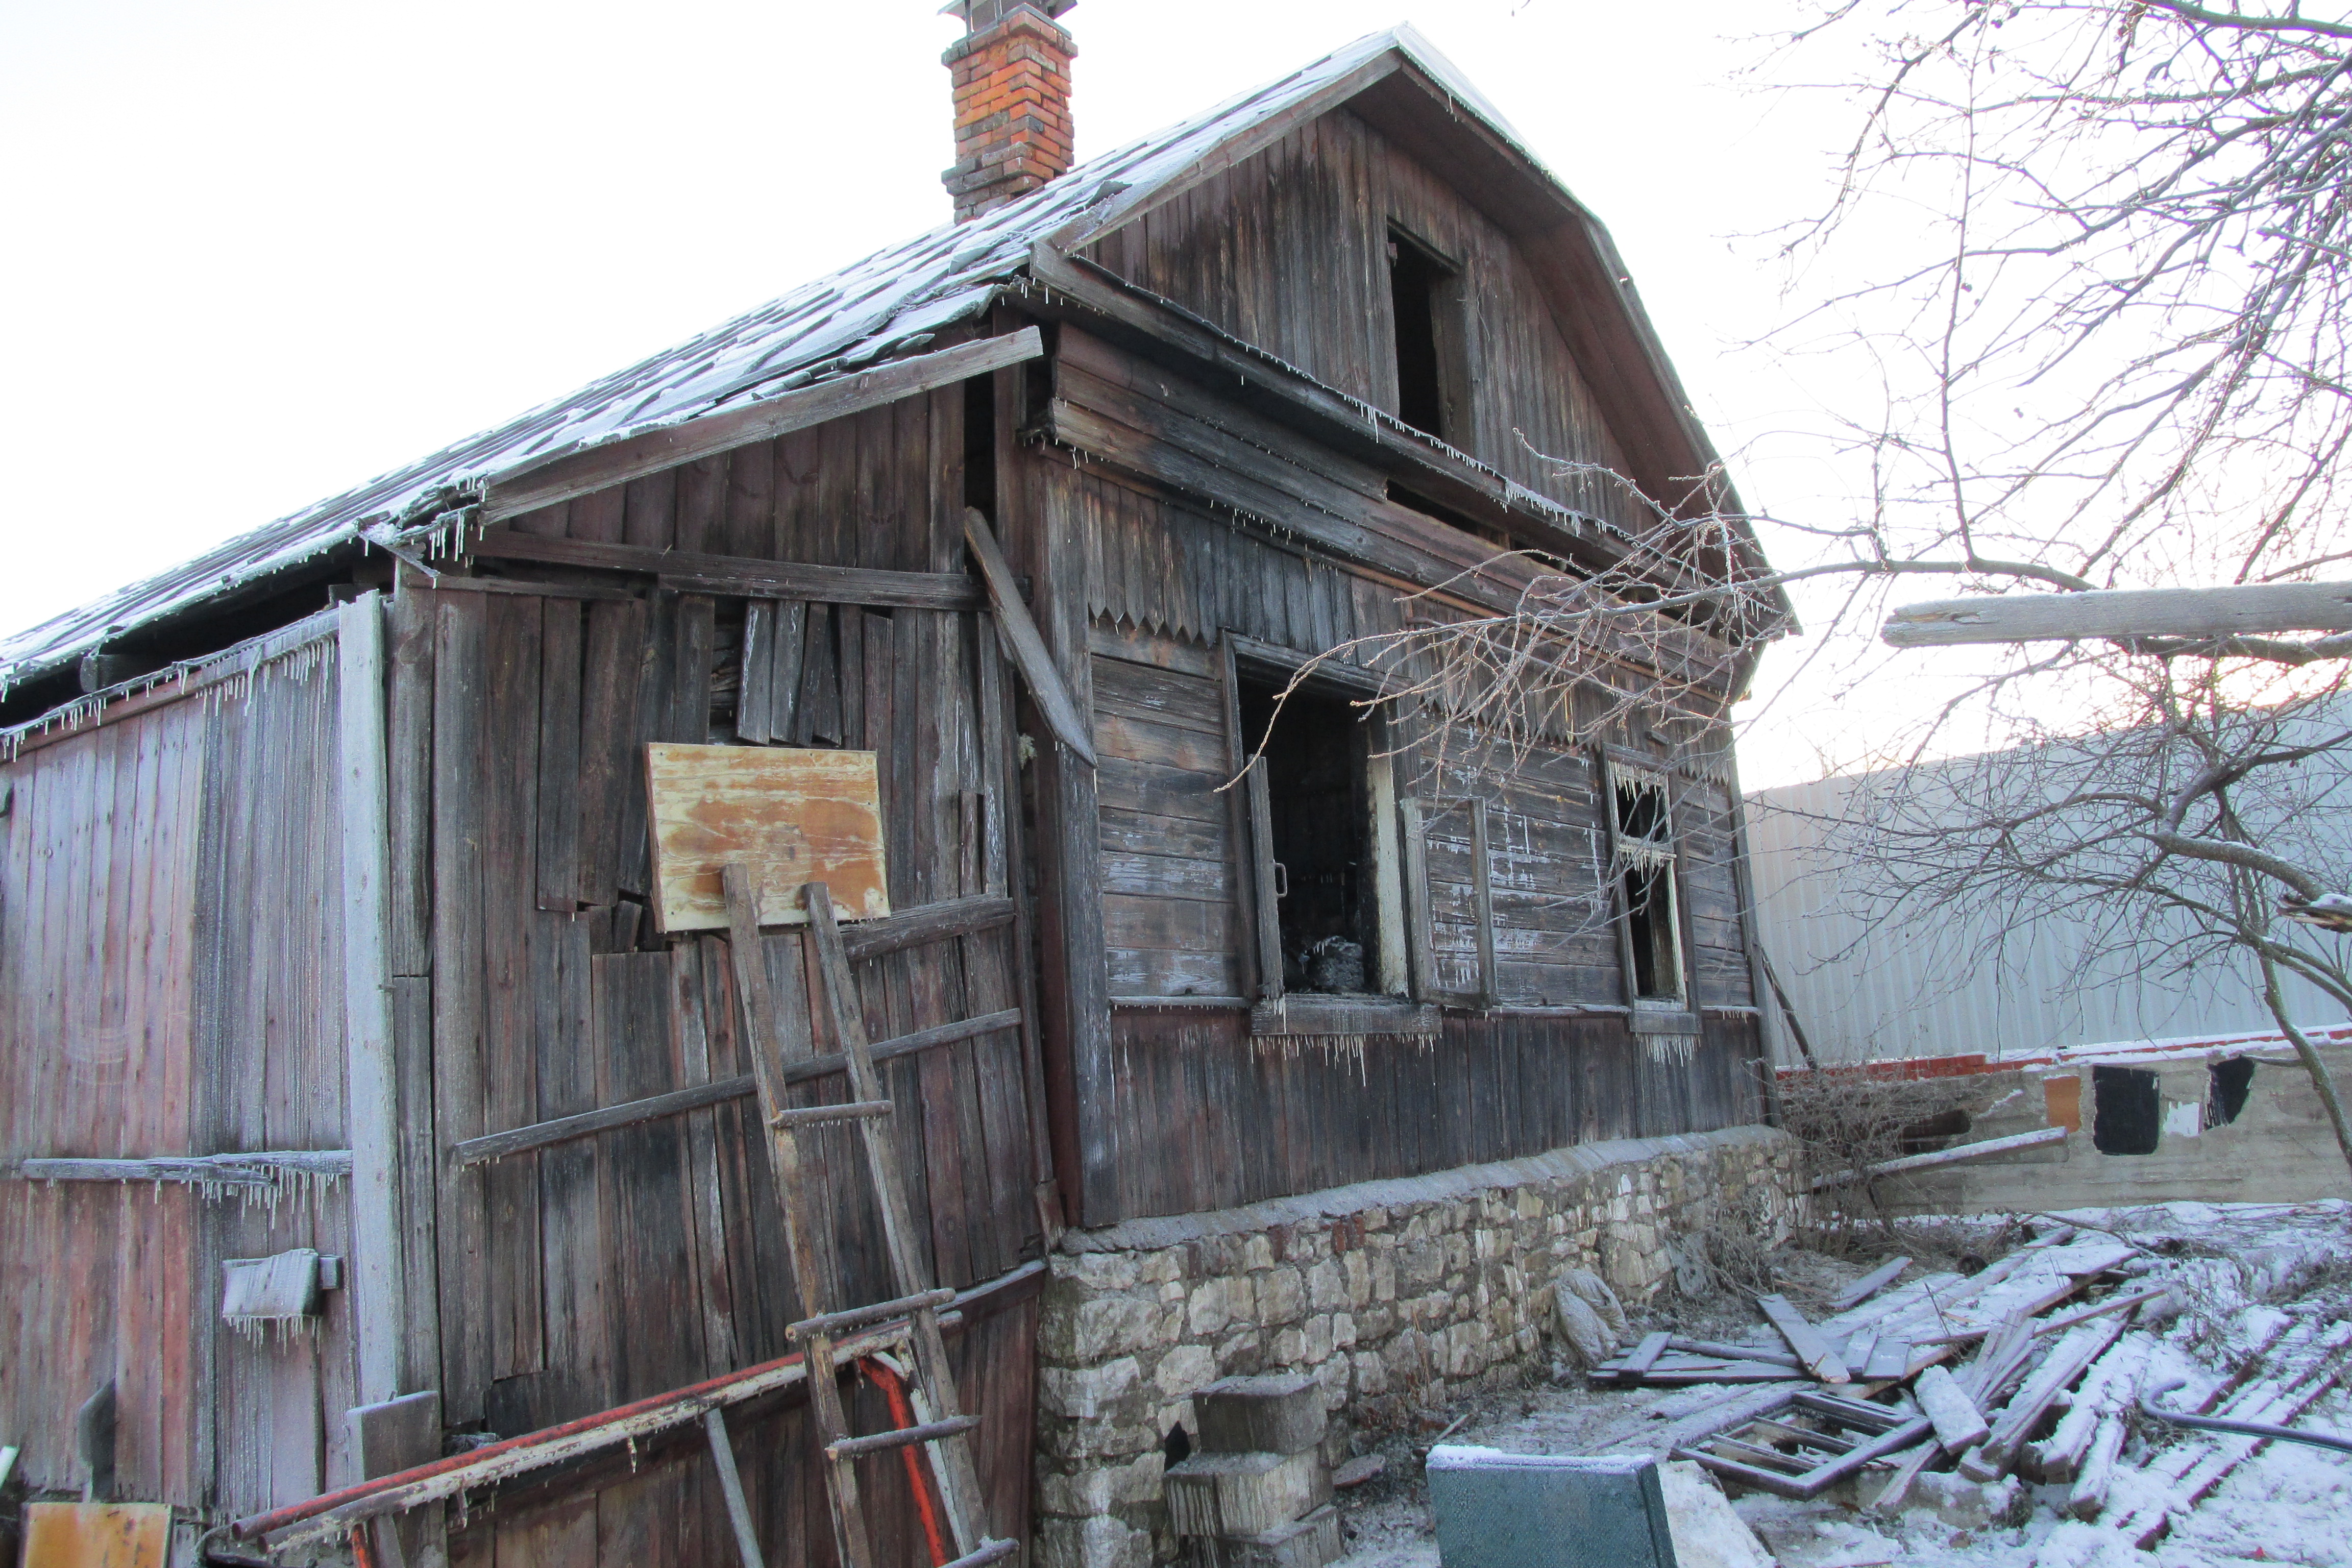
[[1326, 1202, 2352, 1568]]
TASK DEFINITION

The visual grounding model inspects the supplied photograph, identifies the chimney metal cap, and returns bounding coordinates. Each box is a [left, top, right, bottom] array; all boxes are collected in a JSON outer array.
[[940, 0, 1075, 32]]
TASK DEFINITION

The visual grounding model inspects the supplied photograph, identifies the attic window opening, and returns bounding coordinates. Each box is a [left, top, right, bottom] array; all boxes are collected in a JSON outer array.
[[1607, 763, 1683, 1003], [1387, 227, 1468, 443], [2205, 1056, 2255, 1129], [1240, 677, 1390, 995], [2091, 1065, 2162, 1156]]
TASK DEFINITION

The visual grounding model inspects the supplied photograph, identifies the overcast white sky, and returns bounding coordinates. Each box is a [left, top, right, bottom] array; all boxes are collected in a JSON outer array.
[[0, 0, 1918, 785]]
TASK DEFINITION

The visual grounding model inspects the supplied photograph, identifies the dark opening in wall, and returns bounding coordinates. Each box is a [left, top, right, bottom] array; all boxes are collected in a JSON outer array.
[[1611, 775, 1681, 1001], [1386, 227, 1467, 443], [1239, 678, 1378, 993], [2091, 1065, 2163, 1156], [1899, 1107, 1974, 1156], [1163, 1423, 1192, 1467], [2206, 1056, 2256, 1128]]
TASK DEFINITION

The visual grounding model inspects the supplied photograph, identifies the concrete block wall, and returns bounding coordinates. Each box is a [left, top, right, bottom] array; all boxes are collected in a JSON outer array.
[[1033, 1126, 1800, 1567]]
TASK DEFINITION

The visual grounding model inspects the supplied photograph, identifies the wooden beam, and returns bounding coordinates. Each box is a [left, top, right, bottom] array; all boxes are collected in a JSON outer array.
[[837, 893, 1015, 962], [13, 1152, 354, 1184], [469, 532, 984, 611], [1756, 1294, 1851, 1383], [484, 329, 1045, 521], [449, 1009, 1024, 1165], [1469, 797, 1498, 1008], [1883, 582, 2352, 647], [1810, 1124, 2069, 1190], [963, 508, 1096, 766], [336, 595, 404, 1408]]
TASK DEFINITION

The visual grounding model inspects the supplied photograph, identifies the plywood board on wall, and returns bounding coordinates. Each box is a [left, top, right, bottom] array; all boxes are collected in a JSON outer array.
[[644, 743, 891, 930]]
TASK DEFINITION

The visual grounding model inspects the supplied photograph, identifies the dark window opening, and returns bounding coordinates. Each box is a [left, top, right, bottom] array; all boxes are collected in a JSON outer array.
[[1898, 1107, 1974, 1156], [1387, 227, 1464, 441], [2206, 1057, 2256, 1129], [1612, 775, 1682, 1002], [2091, 1065, 2162, 1156], [1241, 678, 1380, 993]]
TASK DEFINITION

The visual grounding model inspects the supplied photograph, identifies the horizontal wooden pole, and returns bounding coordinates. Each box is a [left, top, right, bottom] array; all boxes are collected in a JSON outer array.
[[769, 1099, 894, 1130], [484, 328, 1045, 521], [12, 1150, 353, 1186], [826, 1414, 981, 1460], [452, 1008, 1022, 1165], [1883, 582, 2352, 647], [401, 571, 639, 602], [1811, 1124, 2068, 1190], [838, 893, 1016, 961], [470, 532, 984, 611], [790, 1287, 957, 1342]]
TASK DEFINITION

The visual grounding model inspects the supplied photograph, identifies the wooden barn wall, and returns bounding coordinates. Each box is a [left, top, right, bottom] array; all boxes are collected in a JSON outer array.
[[1096, 1010, 1762, 1220], [441, 1286, 1039, 1568], [1079, 107, 1653, 534], [1056, 462, 1755, 1019], [407, 384, 1041, 1559], [0, 625, 354, 1514]]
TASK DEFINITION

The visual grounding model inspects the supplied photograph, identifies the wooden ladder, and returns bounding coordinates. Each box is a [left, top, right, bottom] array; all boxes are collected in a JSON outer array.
[[706, 863, 1015, 1568]]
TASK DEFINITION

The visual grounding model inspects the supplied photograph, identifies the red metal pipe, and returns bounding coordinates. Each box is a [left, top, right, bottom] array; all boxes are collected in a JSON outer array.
[[866, 1356, 953, 1567], [230, 1344, 814, 1539]]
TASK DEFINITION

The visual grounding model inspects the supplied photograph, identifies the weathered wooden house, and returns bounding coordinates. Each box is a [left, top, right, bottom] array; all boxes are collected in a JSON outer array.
[[0, 10, 1787, 1567]]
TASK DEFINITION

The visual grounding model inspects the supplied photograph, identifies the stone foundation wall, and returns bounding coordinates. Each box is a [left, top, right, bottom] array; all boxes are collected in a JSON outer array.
[[1034, 1125, 1800, 1567]]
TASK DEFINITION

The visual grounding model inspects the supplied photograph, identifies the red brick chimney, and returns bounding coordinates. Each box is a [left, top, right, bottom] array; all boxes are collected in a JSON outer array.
[[941, 1, 1077, 222]]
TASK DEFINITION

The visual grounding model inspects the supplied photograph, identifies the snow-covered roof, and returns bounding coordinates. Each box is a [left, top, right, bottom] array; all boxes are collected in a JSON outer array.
[[0, 26, 1599, 692]]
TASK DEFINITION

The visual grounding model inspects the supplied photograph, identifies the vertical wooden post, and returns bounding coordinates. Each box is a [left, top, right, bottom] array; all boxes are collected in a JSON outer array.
[[337, 595, 403, 1408], [1399, 796, 1437, 1003], [1469, 796, 1498, 1008]]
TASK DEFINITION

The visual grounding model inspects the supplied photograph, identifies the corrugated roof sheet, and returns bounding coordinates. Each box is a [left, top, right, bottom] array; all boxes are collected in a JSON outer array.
[[0, 26, 1555, 690]]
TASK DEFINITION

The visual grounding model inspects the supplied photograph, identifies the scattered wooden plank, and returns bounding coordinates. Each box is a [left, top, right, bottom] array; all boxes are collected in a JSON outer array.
[[1863, 1336, 1912, 1383], [1882, 580, 2352, 648], [1913, 1365, 1990, 1453], [1621, 1333, 1672, 1378], [1756, 1294, 1851, 1383], [483, 328, 1044, 519], [1830, 1257, 1912, 1313], [962, 508, 1097, 766], [643, 744, 889, 932], [1668, 1338, 1803, 1371], [1810, 1126, 2067, 1190]]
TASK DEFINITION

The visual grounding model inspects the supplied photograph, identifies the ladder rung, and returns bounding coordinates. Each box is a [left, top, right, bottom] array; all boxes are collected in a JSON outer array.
[[941, 1541, 1019, 1568], [788, 1287, 957, 1342], [825, 1414, 981, 1461], [769, 1098, 894, 1130]]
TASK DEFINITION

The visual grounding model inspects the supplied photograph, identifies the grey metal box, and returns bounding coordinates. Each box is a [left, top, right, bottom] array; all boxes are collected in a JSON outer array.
[[1426, 1447, 1679, 1568]]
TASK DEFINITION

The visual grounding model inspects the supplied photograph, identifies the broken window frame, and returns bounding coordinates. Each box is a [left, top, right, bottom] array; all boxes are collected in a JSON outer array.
[[1598, 747, 1693, 1016], [1220, 632, 1433, 1037], [1385, 223, 1475, 445]]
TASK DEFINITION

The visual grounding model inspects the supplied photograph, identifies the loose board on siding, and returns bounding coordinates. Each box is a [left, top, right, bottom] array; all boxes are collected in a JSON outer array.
[[644, 743, 891, 931]]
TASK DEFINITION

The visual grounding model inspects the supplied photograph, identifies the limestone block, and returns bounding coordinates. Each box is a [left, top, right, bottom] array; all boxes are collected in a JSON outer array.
[[1353, 1302, 1394, 1341], [1157, 1344, 1220, 1399], [1165, 1449, 1333, 1538], [1047, 1294, 1164, 1363], [1303, 1315, 1334, 1364], [1330, 1312, 1356, 1350], [1064, 1251, 1143, 1293], [1342, 1253, 1371, 1307], [1142, 1247, 1187, 1285], [1442, 1234, 1472, 1274], [1304, 1260, 1345, 1312], [1242, 1234, 1275, 1271], [1352, 1350, 1387, 1396], [1039, 1450, 1167, 1516], [1189, 1278, 1246, 1338], [1398, 1240, 1444, 1291], [1040, 1356, 1144, 1421], [1256, 1267, 1305, 1325], [1370, 1255, 1398, 1302], [1269, 1325, 1306, 1365], [1039, 1413, 1168, 1462]]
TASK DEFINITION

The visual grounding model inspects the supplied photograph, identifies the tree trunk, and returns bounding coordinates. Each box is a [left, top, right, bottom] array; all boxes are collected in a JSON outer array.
[[2258, 948, 2352, 1181]]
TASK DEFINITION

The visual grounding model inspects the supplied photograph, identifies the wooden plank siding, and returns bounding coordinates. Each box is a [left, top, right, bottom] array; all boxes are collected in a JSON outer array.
[[1093, 1009, 1762, 1220], [401, 376, 1045, 1564], [1079, 107, 1658, 536], [0, 617, 355, 1512]]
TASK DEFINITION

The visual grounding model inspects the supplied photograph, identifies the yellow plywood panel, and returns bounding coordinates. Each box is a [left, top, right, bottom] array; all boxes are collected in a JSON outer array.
[[23, 1503, 172, 1568], [645, 743, 891, 932]]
